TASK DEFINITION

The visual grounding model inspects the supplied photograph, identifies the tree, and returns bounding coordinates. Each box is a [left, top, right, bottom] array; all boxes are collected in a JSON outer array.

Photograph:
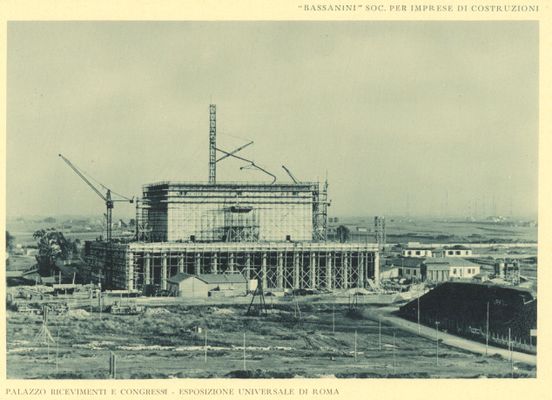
[[337, 225, 350, 243], [6, 231, 15, 252], [33, 229, 71, 276]]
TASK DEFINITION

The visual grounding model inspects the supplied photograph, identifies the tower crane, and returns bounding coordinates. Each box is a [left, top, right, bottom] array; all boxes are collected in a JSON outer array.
[[58, 154, 134, 242]]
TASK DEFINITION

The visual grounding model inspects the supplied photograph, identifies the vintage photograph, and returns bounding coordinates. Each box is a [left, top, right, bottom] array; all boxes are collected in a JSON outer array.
[[5, 21, 537, 379]]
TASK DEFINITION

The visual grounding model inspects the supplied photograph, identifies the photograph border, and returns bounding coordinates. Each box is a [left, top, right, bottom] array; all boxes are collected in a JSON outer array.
[[1, 1, 550, 399]]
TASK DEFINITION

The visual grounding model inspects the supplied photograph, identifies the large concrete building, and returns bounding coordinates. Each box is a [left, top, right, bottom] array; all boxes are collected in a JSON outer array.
[[83, 105, 379, 293]]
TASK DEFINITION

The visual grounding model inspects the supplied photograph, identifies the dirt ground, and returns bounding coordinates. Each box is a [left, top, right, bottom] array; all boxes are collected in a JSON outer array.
[[6, 302, 536, 379]]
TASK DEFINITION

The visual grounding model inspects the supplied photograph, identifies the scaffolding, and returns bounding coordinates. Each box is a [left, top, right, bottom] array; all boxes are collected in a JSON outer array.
[[222, 205, 259, 242], [82, 104, 371, 295], [209, 104, 216, 184], [85, 241, 379, 291], [312, 179, 329, 242], [135, 198, 152, 242], [374, 216, 386, 249], [136, 181, 326, 243]]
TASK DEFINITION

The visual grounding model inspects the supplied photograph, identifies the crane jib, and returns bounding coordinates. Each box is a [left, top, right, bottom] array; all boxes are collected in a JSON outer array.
[[58, 153, 133, 242]]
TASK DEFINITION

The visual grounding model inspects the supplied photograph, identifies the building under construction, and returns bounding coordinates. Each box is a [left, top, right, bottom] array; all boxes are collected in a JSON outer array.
[[84, 105, 379, 292]]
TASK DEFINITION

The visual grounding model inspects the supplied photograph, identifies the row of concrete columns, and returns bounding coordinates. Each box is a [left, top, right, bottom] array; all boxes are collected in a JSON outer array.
[[128, 250, 377, 292]]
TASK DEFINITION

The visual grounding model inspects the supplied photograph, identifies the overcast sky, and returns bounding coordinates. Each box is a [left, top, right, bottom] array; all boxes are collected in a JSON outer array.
[[7, 21, 538, 219]]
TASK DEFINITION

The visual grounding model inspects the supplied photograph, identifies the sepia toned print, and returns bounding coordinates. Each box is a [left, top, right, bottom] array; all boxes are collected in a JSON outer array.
[[5, 21, 537, 379]]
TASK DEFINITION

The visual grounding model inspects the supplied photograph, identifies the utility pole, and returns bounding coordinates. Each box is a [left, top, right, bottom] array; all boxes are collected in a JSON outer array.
[[486, 302, 490, 356], [204, 328, 207, 363], [332, 305, 335, 334], [243, 332, 246, 371], [109, 352, 117, 379], [354, 330, 357, 362], [417, 295, 421, 334], [99, 290, 102, 320], [55, 327, 60, 374], [379, 318, 382, 351], [392, 331, 396, 374], [509, 328, 513, 378], [435, 321, 440, 366]]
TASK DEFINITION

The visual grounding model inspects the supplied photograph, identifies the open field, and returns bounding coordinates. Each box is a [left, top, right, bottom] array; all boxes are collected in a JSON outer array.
[[8, 215, 538, 248], [6, 302, 535, 379], [343, 216, 537, 244]]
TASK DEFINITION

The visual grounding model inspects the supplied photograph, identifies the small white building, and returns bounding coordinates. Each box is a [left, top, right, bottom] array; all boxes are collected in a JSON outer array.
[[434, 245, 473, 258], [423, 258, 480, 282], [167, 273, 247, 298], [401, 242, 434, 258]]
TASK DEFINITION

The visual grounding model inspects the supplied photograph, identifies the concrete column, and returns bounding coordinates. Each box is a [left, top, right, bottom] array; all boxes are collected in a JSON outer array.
[[374, 251, 380, 284], [277, 252, 284, 289], [349, 252, 354, 287], [127, 252, 135, 291], [151, 256, 156, 284], [144, 253, 151, 285], [293, 252, 300, 289], [341, 252, 348, 289], [178, 254, 184, 273], [245, 253, 251, 281], [195, 253, 201, 275], [212, 253, 218, 274], [261, 252, 267, 289], [358, 252, 365, 288], [229, 253, 235, 273], [309, 253, 317, 289], [333, 252, 338, 285], [161, 254, 168, 290], [326, 252, 333, 289]]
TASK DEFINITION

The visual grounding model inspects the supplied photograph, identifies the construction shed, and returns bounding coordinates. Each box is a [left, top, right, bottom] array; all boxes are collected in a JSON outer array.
[[167, 272, 247, 298]]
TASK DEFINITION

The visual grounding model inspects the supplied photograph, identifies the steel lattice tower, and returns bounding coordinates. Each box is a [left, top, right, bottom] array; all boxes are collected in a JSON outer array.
[[374, 216, 386, 249], [209, 104, 217, 184]]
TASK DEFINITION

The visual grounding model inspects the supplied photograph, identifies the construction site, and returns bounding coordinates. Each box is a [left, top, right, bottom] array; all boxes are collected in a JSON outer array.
[[5, 105, 536, 379]]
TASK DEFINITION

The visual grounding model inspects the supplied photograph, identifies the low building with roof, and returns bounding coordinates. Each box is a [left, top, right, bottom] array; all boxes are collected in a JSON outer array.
[[401, 242, 434, 258], [423, 258, 480, 282], [167, 272, 247, 298], [423, 262, 450, 282], [433, 245, 473, 258], [386, 257, 425, 280]]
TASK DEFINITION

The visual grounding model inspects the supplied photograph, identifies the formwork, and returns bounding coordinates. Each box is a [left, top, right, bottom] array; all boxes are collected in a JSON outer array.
[[85, 241, 380, 292], [136, 181, 328, 242]]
